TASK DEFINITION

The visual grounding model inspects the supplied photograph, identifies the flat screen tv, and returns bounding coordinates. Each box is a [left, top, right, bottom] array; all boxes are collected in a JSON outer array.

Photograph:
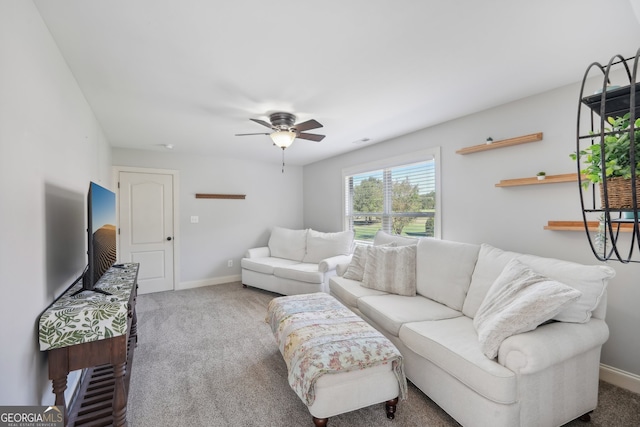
[[74, 182, 117, 296]]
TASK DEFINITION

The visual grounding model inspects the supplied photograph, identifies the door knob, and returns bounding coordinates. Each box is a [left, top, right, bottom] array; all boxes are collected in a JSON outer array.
[[167, 237, 172, 241]]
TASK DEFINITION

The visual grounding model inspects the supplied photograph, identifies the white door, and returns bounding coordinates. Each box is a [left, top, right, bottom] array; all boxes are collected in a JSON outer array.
[[119, 171, 175, 294]]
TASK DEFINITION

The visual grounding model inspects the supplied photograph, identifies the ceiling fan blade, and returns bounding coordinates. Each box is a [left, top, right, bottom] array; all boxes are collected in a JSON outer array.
[[250, 118, 274, 129], [297, 133, 325, 142], [235, 132, 270, 136], [294, 119, 323, 132]]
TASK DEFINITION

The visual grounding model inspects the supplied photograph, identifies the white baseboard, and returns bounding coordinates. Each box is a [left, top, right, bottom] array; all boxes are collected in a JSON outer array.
[[178, 275, 241, 290], [600, 363, 640, 394]]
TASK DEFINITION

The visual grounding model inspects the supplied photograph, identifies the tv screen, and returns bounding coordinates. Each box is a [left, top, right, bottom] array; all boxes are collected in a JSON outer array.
[[82, 182, 117, 293]]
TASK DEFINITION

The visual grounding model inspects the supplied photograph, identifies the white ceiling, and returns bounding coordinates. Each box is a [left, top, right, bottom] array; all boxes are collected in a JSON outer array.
[[34, 0, 640, 166]]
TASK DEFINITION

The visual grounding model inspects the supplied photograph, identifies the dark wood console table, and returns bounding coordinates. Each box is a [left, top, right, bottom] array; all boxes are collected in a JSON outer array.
[[39, 263, 139, 427]]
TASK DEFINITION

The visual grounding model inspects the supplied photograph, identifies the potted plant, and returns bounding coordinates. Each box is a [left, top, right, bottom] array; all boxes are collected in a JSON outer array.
[[536, 171, 546, 180], [570, 113, 640, 208]]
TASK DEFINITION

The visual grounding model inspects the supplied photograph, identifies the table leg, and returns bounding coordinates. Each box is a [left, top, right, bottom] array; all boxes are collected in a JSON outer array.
[[385, 397, 399, 420], [112, 361, 127, 426], [51, 376, 67, 424], [312, 416, 328, 426], [48, 348, 69, 425]]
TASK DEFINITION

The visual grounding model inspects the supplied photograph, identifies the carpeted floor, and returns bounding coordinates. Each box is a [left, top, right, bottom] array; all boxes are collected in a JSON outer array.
[[128, 283, 640, 427]]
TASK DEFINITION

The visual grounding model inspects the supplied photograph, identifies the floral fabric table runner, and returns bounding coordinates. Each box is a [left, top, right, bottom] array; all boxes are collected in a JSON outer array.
[[266, 292, 407, 406], [39, 263, 139, 351]]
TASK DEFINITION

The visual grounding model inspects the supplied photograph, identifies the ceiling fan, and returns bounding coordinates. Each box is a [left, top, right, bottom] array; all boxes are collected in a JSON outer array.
[[235, 112, 326, 149]]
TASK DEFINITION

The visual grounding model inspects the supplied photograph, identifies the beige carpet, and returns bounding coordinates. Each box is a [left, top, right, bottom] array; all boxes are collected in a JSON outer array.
[[128, 283, 640, 427]]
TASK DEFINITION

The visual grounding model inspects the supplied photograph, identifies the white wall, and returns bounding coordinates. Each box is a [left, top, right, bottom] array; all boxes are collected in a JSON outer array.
[[0, 1, 113, 405], [304, 82, 640, 378], [111, 149, 304, 287]]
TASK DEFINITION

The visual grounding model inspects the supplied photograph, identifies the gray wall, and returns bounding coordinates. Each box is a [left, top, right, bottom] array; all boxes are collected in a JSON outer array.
[[304, 82, 640, 377], [112, 149, 304, 285], [0, 1, 113, 405]]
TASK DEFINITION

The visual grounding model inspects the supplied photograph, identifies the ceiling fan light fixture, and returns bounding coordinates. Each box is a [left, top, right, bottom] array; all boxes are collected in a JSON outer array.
[[270, 130, 296, 148]]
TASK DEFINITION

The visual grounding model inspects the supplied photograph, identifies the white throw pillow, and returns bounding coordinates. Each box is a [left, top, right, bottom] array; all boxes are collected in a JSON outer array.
[[343, 244, 368, 281], [343, 242, 396, 281], [268, 227, 308, 261], [302, 229, 354, 263], [362, 245, 417, 296], [473, 259, 582, 359], [464, 244, 615, 323], [517, 252, 614, 323]]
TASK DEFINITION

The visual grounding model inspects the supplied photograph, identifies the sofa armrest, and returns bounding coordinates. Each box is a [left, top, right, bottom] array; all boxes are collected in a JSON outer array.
[[498, 319, 609, 375], [319, 254, 353, 273], [244, 246, 271, 258]]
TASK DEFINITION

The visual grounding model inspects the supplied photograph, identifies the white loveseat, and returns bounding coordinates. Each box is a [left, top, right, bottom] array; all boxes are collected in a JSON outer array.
[[241, 227, 354, 295], [329, 231, 615, 427]]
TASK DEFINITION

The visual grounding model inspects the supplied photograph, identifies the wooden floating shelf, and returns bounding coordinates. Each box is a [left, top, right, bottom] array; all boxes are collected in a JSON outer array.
[[544, 220, 636, 232], [495, 173, 580, 187], [195, 194, 246, 200], [456, 132, 543, 155]]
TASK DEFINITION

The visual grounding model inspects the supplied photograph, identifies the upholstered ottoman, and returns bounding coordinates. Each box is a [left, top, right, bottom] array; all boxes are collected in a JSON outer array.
[[266, 292, 406, 426]]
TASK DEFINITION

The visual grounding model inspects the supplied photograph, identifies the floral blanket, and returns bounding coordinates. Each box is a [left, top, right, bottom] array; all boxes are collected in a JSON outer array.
[[266, 292, 407, 406]]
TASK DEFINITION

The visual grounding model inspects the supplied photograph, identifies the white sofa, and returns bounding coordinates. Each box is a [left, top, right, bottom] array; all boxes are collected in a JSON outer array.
[[241, 226, 354, 295], [329, 231, 615, 427]]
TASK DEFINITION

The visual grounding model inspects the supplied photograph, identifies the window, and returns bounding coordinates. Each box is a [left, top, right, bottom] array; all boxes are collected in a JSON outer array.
[[343, 148, 440, 242]]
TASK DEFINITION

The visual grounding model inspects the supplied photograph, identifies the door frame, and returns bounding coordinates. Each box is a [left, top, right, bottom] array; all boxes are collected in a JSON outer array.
[[112, 166, 180, 291]]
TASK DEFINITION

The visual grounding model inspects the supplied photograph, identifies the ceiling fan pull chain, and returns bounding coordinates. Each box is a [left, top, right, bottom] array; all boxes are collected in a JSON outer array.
[[282, 148, 285, 173]]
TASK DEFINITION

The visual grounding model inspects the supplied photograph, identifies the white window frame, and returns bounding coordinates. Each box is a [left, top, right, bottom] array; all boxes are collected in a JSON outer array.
[[342, 147, 441, 242]]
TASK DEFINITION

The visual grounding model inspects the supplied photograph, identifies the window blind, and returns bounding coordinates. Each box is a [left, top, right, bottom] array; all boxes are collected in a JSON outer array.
[[344, 158, 437, 242]]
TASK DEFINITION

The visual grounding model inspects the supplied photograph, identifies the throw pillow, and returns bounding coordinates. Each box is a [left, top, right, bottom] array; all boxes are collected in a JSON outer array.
[[362, 245, 417, 296], [343, 242, 397, 281], [268, 227, 308, 261], [463, 244, 615, 323], [473, 259, 582, 359], [516, 252, 615, 323], [343, 244, 368, 281], [302, 229, 354, 263]]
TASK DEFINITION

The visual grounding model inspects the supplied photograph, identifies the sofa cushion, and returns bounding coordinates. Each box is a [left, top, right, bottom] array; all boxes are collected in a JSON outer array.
[[473, 259, 582, 359], [362, 245, 417, 296], [241, 257, 301, 275], [268, 227, 308, 261], [399, 317, 517, 404], [273, 263, 324, 284], [357, 294, 461, 336], [373, 230, 419, 247], [302, 229, 354, 263], [416, 238, 480, 311], [329, 276, 388, 308], [463, 244, 616, 323]]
